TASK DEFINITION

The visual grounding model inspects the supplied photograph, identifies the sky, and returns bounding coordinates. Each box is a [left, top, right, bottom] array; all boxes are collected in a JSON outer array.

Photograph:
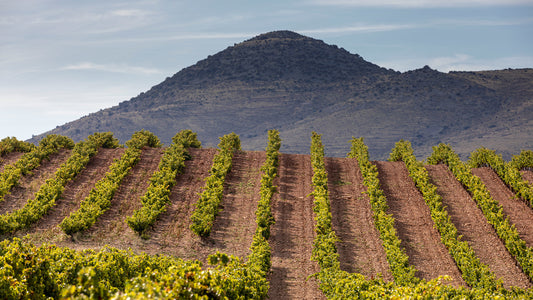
[[1, 0, 533, 141]]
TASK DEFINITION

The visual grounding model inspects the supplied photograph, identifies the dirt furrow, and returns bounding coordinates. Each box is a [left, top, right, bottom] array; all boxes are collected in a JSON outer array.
[[21, 148, 125, 242], [521, 170, 533, 185], [426, 164, 531, 289], [205, 150, 265, 258], [472, 167, 533, 248], [77, 147, 164, 247], [374, 161, 465, 287], [148, 148, 217, 259], [325, 157, 392, 281], [268, 153, 325, 300], [0, 152, 24, 173], [0, 149, 72, 215]]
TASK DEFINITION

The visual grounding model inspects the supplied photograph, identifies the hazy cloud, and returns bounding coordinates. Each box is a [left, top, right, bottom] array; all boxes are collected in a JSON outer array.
[[309, 0, 533, 7], [62, 62, 162, 75], [300, 24, 415, 34]]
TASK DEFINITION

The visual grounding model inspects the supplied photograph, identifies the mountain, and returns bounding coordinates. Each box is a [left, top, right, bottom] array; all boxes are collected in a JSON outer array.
[[30, 30, 533, 159]]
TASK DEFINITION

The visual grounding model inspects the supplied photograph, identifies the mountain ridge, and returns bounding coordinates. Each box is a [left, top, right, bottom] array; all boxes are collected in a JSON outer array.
[[29, 30, 533, 159]]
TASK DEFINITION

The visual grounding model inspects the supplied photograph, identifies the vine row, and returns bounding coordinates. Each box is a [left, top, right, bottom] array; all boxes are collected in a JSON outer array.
[[0, 134, 74, 203], [0, 136, 34, 157], [127, 130, 201, 235], [348, 137, 418, 285], [189, 132, 241, 237], [60, 130, 160, 235], [0, 238, 266, 299], [428, 143, 533, 282], [0, 133, 119, 234], [469, 147, 533, 208], [390, 140, 499, 289]]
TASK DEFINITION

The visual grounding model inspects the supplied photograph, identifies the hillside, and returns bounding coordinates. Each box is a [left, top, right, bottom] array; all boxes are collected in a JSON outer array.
[[1, 132, 533, 298], [29, 30, 533, 159]]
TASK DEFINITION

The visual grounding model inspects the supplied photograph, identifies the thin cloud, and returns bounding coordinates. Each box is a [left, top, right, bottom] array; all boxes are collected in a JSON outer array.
[[86, 32, 258, 44], [309, 0, 533, 7], [299, 24, 416, 34], [62, 62, 162, 75]]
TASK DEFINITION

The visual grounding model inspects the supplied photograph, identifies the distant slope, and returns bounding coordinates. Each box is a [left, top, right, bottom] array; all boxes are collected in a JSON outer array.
[[30, 31, 533, 159]]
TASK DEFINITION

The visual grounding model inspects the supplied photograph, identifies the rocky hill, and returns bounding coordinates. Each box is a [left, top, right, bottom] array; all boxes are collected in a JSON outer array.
[[30, 30, 533, 159]]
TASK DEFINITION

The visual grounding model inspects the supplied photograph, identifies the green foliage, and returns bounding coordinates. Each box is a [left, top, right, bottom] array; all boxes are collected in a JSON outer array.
[[127, 130, 201, 234], [348, 137, 418, 285], [428, 143, 533, 282], [247, 129, 280, 282], [125, 129, 162, 149], [0, 238, 270, 300], [190, 132, 241, 237], [510, 150, 533, 170], [0, 136, 35, 156], [310, 132, 340, 275], [172, 129, 202, 148], [469, 147, 533, 208], [390, 140, 499, 290], [0, 134, 73, 204], [0, 133, 118, 234], [311, 137, 531, 299], [60, 131, 159, 235]]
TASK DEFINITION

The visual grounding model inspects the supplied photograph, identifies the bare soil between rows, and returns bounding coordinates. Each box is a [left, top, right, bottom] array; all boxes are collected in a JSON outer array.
[[0, 149, 72, 215], [427, 164, 531, 289], [472, 167, 533, 248], [268, 153, 325, 300], [374, 161, 465, 287], [0, 152, 24, 173], [145, 148, 264, 262], [325, 157, 392, 281], [22, 147, 125, 243], [3, 148, 533, 298], [521, 170, 533, 185]]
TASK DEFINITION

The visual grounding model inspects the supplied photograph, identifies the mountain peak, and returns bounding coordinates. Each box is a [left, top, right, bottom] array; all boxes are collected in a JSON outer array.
[[170, 31, 392, 85], [245, 30, 307, 42]]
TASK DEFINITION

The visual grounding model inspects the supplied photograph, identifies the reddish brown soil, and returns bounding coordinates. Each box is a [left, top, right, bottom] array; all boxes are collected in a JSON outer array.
[[0, 149, 72, 215], [472, 167, 533, 248], [147, 148, 264, 261], [205, 150, 265, 258], [426, 164, 532, 289], [268, 154, 325, 300], [373, 161, 465, 287], [75, 147, 164, 247], [147, 148, 217, 259], [325, 157, 392, 281], [21, 148, 125, 240], [0, 152, 24, 172], [521, 170, 533, 185]]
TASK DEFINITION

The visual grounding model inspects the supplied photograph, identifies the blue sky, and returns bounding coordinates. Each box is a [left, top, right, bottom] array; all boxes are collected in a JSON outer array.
[[1, 0, 532, 140]]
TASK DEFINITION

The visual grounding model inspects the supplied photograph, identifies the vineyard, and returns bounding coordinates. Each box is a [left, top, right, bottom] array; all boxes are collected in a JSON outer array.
[[0, 131, 532, 299]]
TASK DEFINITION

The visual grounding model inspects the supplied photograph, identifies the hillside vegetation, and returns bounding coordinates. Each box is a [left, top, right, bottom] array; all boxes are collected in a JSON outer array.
[[29, 31, 533, 160], [1, 132, 533, 298]]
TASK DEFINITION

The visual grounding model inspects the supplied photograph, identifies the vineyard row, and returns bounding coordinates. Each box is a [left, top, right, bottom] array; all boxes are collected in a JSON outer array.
[[0, 132, 532, 298]]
